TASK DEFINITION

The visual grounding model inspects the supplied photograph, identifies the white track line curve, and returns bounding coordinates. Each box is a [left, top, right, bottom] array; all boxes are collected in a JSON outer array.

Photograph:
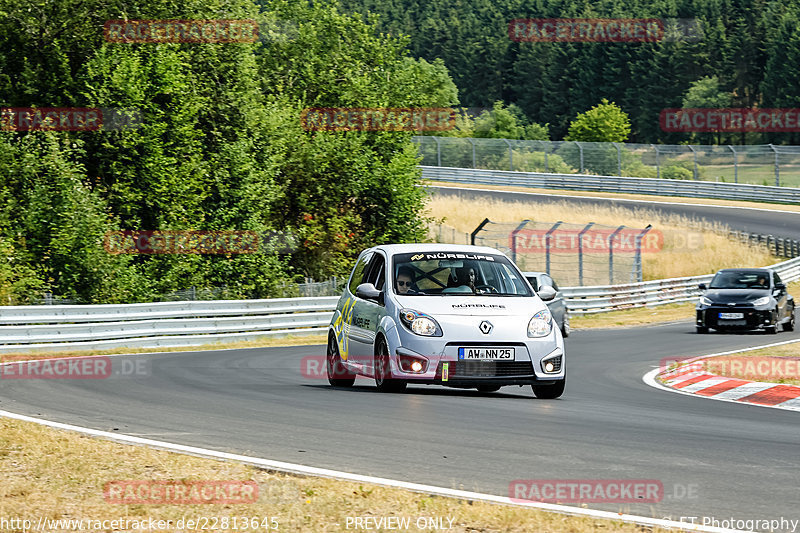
[[0, 407, 743, 533], [642, 338, 800, 412]]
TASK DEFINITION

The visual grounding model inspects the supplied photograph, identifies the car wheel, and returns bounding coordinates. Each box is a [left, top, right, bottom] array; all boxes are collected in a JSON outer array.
[[696, 326, 708, 334], [477, 385, 501, 393], [784, 307, 795, 332], [561, 313, 570, 338], [532, 379, 565, 399], [374, 339, 406, 392], [327, 334, 355, 387]]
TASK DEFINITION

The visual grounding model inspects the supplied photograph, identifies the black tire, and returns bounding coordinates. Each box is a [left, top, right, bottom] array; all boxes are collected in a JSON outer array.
[[784, 307, 795, 332], [696, 326, 708, 334], [476, 385, 501, 393], [327, 334, 355, 387], [532, 379, 565, 399], [561, 313, 570, 338], [374, 339, 406, 392]]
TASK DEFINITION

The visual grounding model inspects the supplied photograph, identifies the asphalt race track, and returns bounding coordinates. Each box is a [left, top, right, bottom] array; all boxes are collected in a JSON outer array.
[[429, 185, 800, 239], [1, 323, 799, 528]]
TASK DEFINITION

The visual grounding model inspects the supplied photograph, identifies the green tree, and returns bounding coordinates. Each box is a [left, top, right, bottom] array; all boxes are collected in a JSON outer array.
[[566, 99, 631, 143]]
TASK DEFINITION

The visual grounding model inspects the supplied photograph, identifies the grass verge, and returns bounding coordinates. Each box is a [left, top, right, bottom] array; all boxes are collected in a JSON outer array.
[[571, 303, 695, 330], [425, 193, 778, 283], [425, 180, 800, 212], [0, 417, 668, 532]]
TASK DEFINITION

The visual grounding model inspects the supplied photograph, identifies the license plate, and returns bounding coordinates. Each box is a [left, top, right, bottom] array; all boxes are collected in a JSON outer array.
[[458, 347, 515, 360], [719, 312, 744, 319]]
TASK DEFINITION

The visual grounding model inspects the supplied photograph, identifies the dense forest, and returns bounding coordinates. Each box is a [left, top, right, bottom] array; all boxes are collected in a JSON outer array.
[[340, 0, 800, 145], [0, 0, 457, 303]]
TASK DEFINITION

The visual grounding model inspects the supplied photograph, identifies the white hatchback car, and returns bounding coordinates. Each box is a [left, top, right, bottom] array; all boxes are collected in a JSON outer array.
[[327, 244, 566, 398]]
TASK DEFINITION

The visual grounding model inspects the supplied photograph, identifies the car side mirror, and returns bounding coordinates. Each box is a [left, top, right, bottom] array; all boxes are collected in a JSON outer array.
[[776, 282, 786, 291], [698, 283, 707, 291], [356, 283, 383, 304], [538, 285, 557, 301]]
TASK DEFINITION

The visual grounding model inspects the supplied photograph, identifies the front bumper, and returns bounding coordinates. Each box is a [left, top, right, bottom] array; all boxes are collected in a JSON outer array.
[[697, 306, 773, 330]]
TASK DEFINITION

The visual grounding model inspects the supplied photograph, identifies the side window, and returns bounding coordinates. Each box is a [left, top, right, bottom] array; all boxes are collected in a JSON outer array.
[[348, 252, 373, 294], [773, 271, 783, 287], [526, 276, 539, 291], [544, 275, 559, 291], [365, 253, 386, 291]]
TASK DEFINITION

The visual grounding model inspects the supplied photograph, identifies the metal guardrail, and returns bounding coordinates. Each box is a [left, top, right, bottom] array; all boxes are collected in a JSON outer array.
[[563, 256, 800, 315], [2, 256, 799, 352], [0, 297, 339, 354], [421, 166, 800, 204]]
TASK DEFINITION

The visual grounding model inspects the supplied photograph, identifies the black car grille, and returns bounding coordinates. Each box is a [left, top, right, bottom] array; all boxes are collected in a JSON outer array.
[[701, 307, 763, 328], [436, 361, 535, 378]]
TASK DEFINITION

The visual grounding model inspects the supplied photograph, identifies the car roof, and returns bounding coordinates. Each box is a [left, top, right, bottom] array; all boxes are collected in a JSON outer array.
[[366, 243, 508, 256], [716, 268, 774, 273]]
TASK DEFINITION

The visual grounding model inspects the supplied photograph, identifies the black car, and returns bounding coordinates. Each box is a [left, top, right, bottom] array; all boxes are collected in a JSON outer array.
[[523, 271, 569, 337], [696, 268, 795, 334]]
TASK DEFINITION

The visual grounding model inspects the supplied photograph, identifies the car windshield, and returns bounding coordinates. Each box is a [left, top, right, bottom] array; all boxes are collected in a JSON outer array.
[[709, 271, 770, 290], [392, 251, 532, 296]]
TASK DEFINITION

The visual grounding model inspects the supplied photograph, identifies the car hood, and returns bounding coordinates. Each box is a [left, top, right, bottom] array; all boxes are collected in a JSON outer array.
[[704, 289, 771, 303], [394, 294, 545, 316]]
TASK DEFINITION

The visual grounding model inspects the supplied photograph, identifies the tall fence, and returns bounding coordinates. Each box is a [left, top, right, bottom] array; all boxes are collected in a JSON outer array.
[[470, 219, 652, 285], [413, 136, 800, 187]]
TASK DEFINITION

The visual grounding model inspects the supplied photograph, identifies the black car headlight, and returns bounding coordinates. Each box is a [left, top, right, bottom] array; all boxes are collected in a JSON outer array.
[[752, 296, 770, 306], [399, 309, 443, 337], [699, 296, 712, 306]]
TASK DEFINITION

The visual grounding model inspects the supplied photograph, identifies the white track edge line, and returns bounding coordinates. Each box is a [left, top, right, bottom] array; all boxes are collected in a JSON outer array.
[[427, 183, 800, 215], [0, 408, 743, 533]]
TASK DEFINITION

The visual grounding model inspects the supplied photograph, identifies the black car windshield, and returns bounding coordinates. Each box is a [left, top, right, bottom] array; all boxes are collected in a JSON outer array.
[[709, 271, 770, 290], [392, 251, 531, 296]]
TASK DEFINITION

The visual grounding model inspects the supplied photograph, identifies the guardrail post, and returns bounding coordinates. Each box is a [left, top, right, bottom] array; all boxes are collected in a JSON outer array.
[[728, 145, 738, 183], [471, 218, 491, 245], [511, 220, 530, 265], [770, 144, 779, 186], [544, 221, 563, 275], [633, 225, 652, 283], [608, 225, 625, 284], [433, 136, 442, 167], [578, 222, 595, 286], [688, 145, 698, 180], [467, 137, 476, 168], [652, 144, 660, 179], [504, 139, 513, 171]]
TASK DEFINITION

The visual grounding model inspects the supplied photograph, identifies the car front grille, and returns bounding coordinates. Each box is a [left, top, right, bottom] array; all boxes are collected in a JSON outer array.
[[701, 307, 763, 328], [435, 361, 535, 379]]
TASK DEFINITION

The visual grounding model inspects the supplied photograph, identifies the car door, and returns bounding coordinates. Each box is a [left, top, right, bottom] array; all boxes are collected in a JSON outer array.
[[772, 271, 789, 321], [340, 251, 372, 369], [349, 252, 386, 375]]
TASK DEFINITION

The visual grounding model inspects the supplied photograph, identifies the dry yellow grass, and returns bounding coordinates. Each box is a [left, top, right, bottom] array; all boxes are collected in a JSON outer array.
[[426, 180, 800, 213], [0, 417, 669, 533], [425, 195, 778, 281]]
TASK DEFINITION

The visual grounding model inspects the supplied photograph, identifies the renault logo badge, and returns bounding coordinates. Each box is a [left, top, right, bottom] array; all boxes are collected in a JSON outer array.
[[479, 320, 493, 334]]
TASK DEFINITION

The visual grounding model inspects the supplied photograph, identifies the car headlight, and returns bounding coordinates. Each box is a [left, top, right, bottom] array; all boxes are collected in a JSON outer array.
[[399, 309, 442, 337], [752, 296, 770, 306], [699, 296, 712, 306], [527, 309, 552, 337]]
